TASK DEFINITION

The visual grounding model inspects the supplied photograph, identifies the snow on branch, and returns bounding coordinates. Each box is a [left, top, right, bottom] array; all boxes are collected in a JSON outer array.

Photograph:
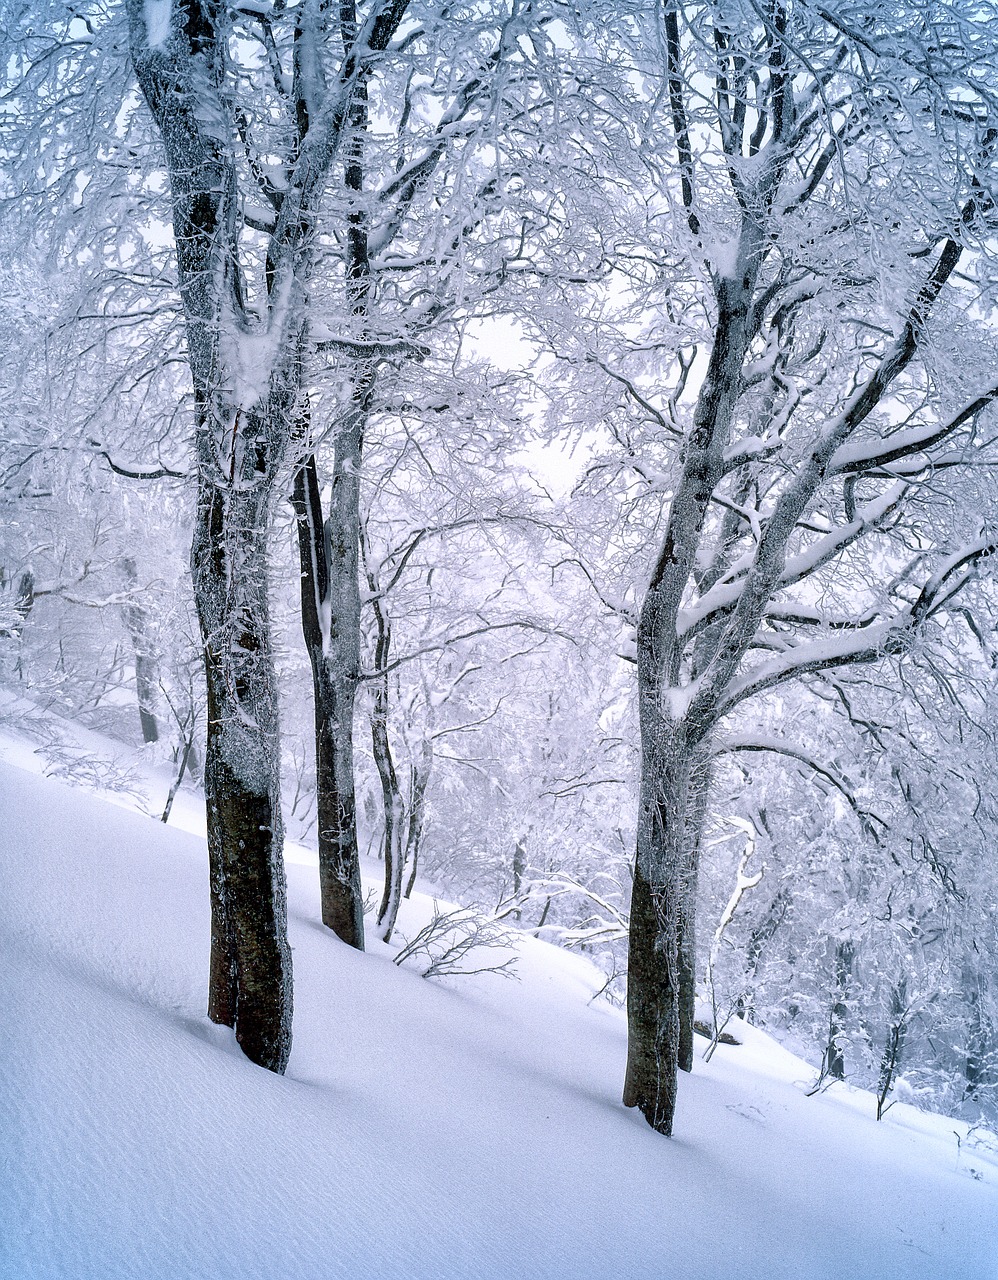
[[713, 735, 887, 837], [829, 384, 998, 475], [679, 483, 907, 640], [718, 532, 998, 714]]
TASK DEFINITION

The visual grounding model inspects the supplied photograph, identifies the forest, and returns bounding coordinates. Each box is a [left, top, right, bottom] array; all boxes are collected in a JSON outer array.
[[2, 0, 998, 1157]]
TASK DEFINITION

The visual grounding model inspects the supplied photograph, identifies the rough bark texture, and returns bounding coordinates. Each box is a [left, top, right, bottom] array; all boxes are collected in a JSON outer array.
[[195, 475, 293, 1071], [126, 0, 305, 1072], [292, 453, 365, 949], [622, 709, 696, 1135]]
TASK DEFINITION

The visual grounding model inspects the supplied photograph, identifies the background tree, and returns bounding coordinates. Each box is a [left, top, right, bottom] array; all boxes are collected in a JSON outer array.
[[288, 0, 583, 948], [120, 0, 440, 1070], [546, 0, 998, 1134]]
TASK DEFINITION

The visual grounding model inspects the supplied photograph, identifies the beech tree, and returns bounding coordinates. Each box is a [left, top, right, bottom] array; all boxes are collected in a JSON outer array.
[[120, 0, 438, 1071], [287, 1, 573, 949], [557, 0, 998, 1134]]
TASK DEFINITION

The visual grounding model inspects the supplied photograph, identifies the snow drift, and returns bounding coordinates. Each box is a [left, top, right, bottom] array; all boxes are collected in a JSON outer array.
[[1, 749, 996, 1279]]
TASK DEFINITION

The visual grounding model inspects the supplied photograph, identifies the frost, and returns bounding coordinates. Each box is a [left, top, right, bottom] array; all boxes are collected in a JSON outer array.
[[723, 434, 765, 463], [220, 276, 294, 413], [706, 237, 740, 280], [219, 715, 271, 793], [143, 0, 171, 50], [661, 683, 697, 720]]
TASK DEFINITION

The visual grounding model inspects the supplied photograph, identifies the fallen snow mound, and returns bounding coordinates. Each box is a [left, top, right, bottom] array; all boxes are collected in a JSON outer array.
[[2, 750, 996, 1279]]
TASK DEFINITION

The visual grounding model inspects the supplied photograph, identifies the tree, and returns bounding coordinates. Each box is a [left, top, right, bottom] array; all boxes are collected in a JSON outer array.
[[122, 0, 431, 1070], [557, 0, 998, 1134], [288, 0, 575, 948]]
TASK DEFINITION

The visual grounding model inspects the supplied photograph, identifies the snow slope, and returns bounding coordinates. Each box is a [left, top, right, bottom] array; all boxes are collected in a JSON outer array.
[[1, 723, 997, 1279]]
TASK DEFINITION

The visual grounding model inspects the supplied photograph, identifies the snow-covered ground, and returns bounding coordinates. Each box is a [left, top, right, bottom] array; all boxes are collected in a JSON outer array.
[[2, 696, 996, 1280]]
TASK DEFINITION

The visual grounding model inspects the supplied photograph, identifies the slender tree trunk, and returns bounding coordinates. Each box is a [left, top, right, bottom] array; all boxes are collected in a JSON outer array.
[[287, 0, 376, 948], [963, 961, 989, 1099], [678, 753, 710, 1073], [161, 732, 194, 823], [512, 835, 526, 921], [403, 741, 432, 900], [367, 547, 406, 942], [120, 557, 160, 744], [876, 977, 907, 1119], [315, 668, 365, 947], [823, 939, 854, 1082], [194, 474, 293, 1072], [292, 451, 365, 949], [373, 699, 405, 941]]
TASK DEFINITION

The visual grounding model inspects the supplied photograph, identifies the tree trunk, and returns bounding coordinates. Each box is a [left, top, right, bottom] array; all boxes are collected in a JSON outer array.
[[876, 977, 907, 1119], [623, 717, 696, 1136], [512, 835, 526, 922], [963, 961, 989, 1099], [292, 452, 365, 949], [373, 715, 405, 941], [823, 939, 854, 1082], [403, 741, 432, 900], [194, 476, 293, 1073], [120, 557, 160, 744], [678, 755, 710, 1073]]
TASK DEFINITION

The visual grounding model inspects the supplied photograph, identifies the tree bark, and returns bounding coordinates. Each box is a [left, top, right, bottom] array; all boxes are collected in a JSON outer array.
[[403, 741, 432, 900], [126, 0, 302, 1073], [823, 939, 854, 1082], [120, 557, 160, 744], [292, 452, 365, 949], [623, 712, 697, 1136], [373, 692, 405, 941], [194, 475, 293, 1072], [876, 977, 907, 1119], [678, 755, 710, 1073]]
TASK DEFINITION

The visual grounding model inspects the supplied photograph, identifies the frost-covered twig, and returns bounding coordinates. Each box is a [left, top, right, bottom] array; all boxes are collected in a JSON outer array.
[[704, 819, 763, 1063], [393, 903, 519, 981]]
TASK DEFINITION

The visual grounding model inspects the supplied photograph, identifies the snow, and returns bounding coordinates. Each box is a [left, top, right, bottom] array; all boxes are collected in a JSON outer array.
[[142, 0, 171, 50], [2, 713, 996, 1279]]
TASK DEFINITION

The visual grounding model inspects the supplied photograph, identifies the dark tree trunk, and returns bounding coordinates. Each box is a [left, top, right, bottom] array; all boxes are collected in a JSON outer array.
[[623, 711, 698, 1136], [677, 757, 710, 1074], [367, 569, 405, 942], [512, 835, 526, 921], [292, 452, 365, 949], [372, 702, 404, 941], [403, 741, 432, 900], [623, 862, 682, 1133], [963, 961, 990, 1099], [823, 939, 854, 1082], [876, 977, 907, 1119], [285, 0, 378, 949], [194, 477, 293, 1073], [161, 733, 194, 824]]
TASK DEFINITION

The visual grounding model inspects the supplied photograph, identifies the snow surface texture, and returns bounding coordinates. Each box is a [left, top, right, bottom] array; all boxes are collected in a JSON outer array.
[[2, 711, 997, 1280]]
